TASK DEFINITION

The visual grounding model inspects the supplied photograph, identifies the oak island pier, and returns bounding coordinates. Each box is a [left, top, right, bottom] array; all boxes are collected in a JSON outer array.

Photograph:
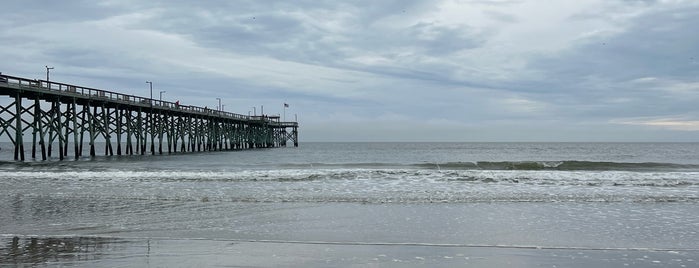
[[0, 73, 299, 161]]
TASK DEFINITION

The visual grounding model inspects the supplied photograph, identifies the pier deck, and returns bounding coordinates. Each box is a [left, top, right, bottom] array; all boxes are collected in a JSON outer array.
[[0, 73, 298, 161]]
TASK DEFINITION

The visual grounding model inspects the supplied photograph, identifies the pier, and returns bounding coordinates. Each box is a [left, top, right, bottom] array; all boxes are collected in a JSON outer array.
[[0, 73, 298, 161]]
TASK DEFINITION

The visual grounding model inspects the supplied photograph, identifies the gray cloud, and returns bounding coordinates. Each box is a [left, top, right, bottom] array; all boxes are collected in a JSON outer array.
[[0, 0, 124, 27], [1, 0, 698, 141], [521, 3, 699, 123]]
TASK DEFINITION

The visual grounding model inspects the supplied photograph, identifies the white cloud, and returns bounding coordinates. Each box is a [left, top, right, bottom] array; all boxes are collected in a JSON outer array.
[[499, 97, 548, 114], [613, 117, 699, 131], [627, 77, 699, 98]]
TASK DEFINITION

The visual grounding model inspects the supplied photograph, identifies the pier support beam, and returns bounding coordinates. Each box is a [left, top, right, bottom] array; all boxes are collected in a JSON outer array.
[[14, 95, 25, 161], [72, 100, 79, 160], [116, 108, 122, 156], [31, 98, 39, 159]]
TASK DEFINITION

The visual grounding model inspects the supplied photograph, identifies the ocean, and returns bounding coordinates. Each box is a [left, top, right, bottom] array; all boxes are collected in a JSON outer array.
[[1, 142, 698, 267]]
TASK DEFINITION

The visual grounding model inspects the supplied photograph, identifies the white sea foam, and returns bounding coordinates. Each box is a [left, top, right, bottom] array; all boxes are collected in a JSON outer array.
[[2, 168, 698, 203], [2, 169, 697, 185]]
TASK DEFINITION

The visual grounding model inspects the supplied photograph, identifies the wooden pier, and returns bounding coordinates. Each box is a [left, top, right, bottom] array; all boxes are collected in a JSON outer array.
[[0, 73, 298, 161]]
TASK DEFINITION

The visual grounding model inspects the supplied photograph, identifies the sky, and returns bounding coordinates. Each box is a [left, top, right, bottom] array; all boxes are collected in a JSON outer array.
[[1, 0, 698, 142]]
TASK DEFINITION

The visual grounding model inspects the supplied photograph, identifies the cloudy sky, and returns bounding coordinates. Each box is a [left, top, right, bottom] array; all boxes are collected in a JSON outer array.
[[1, 0, 698, 142]]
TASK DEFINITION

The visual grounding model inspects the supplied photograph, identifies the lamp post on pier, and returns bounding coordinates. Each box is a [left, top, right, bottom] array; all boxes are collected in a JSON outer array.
[[216, 98, 221, 111], [45, 66, 54, 86], [146, 81, 153, 107], [159, 90, 166, 101]]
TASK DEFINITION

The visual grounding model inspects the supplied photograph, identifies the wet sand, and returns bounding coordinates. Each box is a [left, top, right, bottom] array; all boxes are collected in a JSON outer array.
[[2, 236, 698, 267], [2, 202, 699, 267]]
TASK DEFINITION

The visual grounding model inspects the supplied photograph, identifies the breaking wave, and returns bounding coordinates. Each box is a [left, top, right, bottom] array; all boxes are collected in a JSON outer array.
[[282, 161, 699, 171], [2, 168, 698, 186], [2, 160, 698, 204]]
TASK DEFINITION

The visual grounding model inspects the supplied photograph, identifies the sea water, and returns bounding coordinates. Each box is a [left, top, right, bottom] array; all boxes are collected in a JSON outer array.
[[1, 142, 698, 267]]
